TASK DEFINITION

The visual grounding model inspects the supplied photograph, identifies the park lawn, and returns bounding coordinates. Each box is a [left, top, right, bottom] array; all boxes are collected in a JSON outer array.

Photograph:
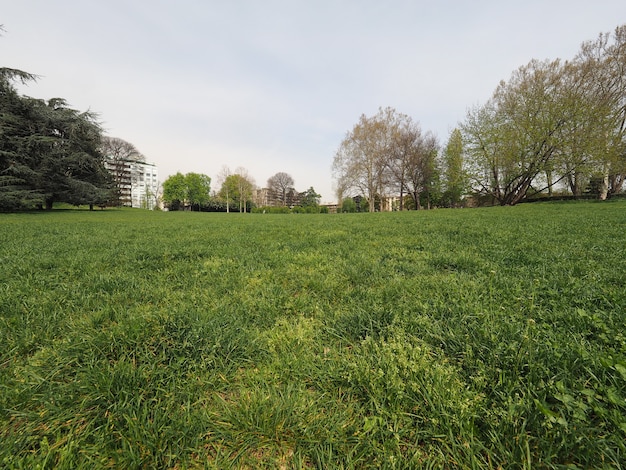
[[1, 201, 625, 468]]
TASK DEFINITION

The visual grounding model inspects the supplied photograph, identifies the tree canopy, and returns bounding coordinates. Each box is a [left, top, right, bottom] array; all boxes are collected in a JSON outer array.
[[267, 172, 295, 206], [461, 25, 626, 204], [218, 172, 255, 212], [100, 136, 144, 163], [0, 68, 112, 210], [162, 172, 211, 211], [333, 107, 440, 211], [299, 186, 321, 207], [441, 129, 465, 208], [99, 136, 147, 206]]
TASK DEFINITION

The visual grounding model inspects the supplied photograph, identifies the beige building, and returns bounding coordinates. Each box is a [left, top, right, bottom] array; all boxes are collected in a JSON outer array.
[[253, 187, 301, 207]]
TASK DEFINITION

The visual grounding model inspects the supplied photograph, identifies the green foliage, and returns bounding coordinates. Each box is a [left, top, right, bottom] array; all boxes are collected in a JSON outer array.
[[300, 186, 321, 207], [442, 128, 466, 207], [292, 205, 321, 213], [162, 172, 211, 210], [185, 172, 211, 209], [0, 69, 111, 210], [340, 197, 357, 212], [252, 204, 325, 214], [1, 201, 625, 468], [462, 25, 626, 204], [162, 171, 186, 208], [218, 173, 254, 212], [252, 205, 291, 214]]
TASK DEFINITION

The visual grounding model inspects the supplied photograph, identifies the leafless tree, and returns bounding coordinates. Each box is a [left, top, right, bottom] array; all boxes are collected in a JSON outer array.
[[100, 136, 145, 163], [332, 108, 393, 212], [267, 172, 295, 206], [333, 107, 439, 211], [100, 136, 145, 206]]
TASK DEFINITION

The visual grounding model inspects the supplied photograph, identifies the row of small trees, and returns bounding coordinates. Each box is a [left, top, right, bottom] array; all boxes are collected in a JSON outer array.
[[161, 168, 322, 212], [334, 24, 626, 208]]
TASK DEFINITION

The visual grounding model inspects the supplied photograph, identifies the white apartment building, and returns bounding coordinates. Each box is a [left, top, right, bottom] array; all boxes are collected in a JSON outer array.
[[131, 162, 158, 210], [105, 158, 159, 210]]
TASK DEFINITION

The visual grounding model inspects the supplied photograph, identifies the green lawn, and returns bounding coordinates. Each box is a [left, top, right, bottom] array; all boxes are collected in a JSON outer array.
[[1, 202, 625, 468]]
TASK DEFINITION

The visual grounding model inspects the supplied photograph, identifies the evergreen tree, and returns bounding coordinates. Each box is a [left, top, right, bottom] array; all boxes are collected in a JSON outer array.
[[0, 67, 111, 210]]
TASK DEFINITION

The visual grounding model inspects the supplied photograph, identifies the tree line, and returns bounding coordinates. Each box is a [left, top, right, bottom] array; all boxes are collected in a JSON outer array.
[[6, 23, 623, 212], [334, 24, 626, 208], [161, 168, 323, 213], [1, 53, 320, 214]]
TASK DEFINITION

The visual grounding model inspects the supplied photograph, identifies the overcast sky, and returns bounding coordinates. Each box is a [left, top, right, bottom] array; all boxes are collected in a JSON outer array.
[[2, 1, 624, 203]]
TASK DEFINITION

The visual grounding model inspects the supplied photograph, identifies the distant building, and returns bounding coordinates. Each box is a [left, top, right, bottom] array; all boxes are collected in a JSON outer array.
[[104, 158, 159, 210], [321, 203, 338, 213], [253, 188, 272, 207], [253, 187, 301, 207], [380, 195, 400, 211]]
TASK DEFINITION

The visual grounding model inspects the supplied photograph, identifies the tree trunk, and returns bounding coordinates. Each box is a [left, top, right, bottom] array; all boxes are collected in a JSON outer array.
[[413, 191, 421, 210], [599, 173, 609, 200], [568, 172, 583, 197], [546, 170, 553, 197], [608, 173, 625, 197]]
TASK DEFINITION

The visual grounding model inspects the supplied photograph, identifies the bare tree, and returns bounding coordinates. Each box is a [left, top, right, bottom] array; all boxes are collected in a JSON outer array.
[[100, 136, 145, 162], [267, 172, 295, 206], [215, 165, 232, 192], [332, 108, 395, 212], [333, 107, 439, 211], [386, 113, 439, 210], [402, 131, 439, 210], [100, 136, 146, 206]]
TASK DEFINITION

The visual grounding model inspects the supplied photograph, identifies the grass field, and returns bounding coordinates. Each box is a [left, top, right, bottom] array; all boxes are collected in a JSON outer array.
[[1, 201, 625, 468]]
